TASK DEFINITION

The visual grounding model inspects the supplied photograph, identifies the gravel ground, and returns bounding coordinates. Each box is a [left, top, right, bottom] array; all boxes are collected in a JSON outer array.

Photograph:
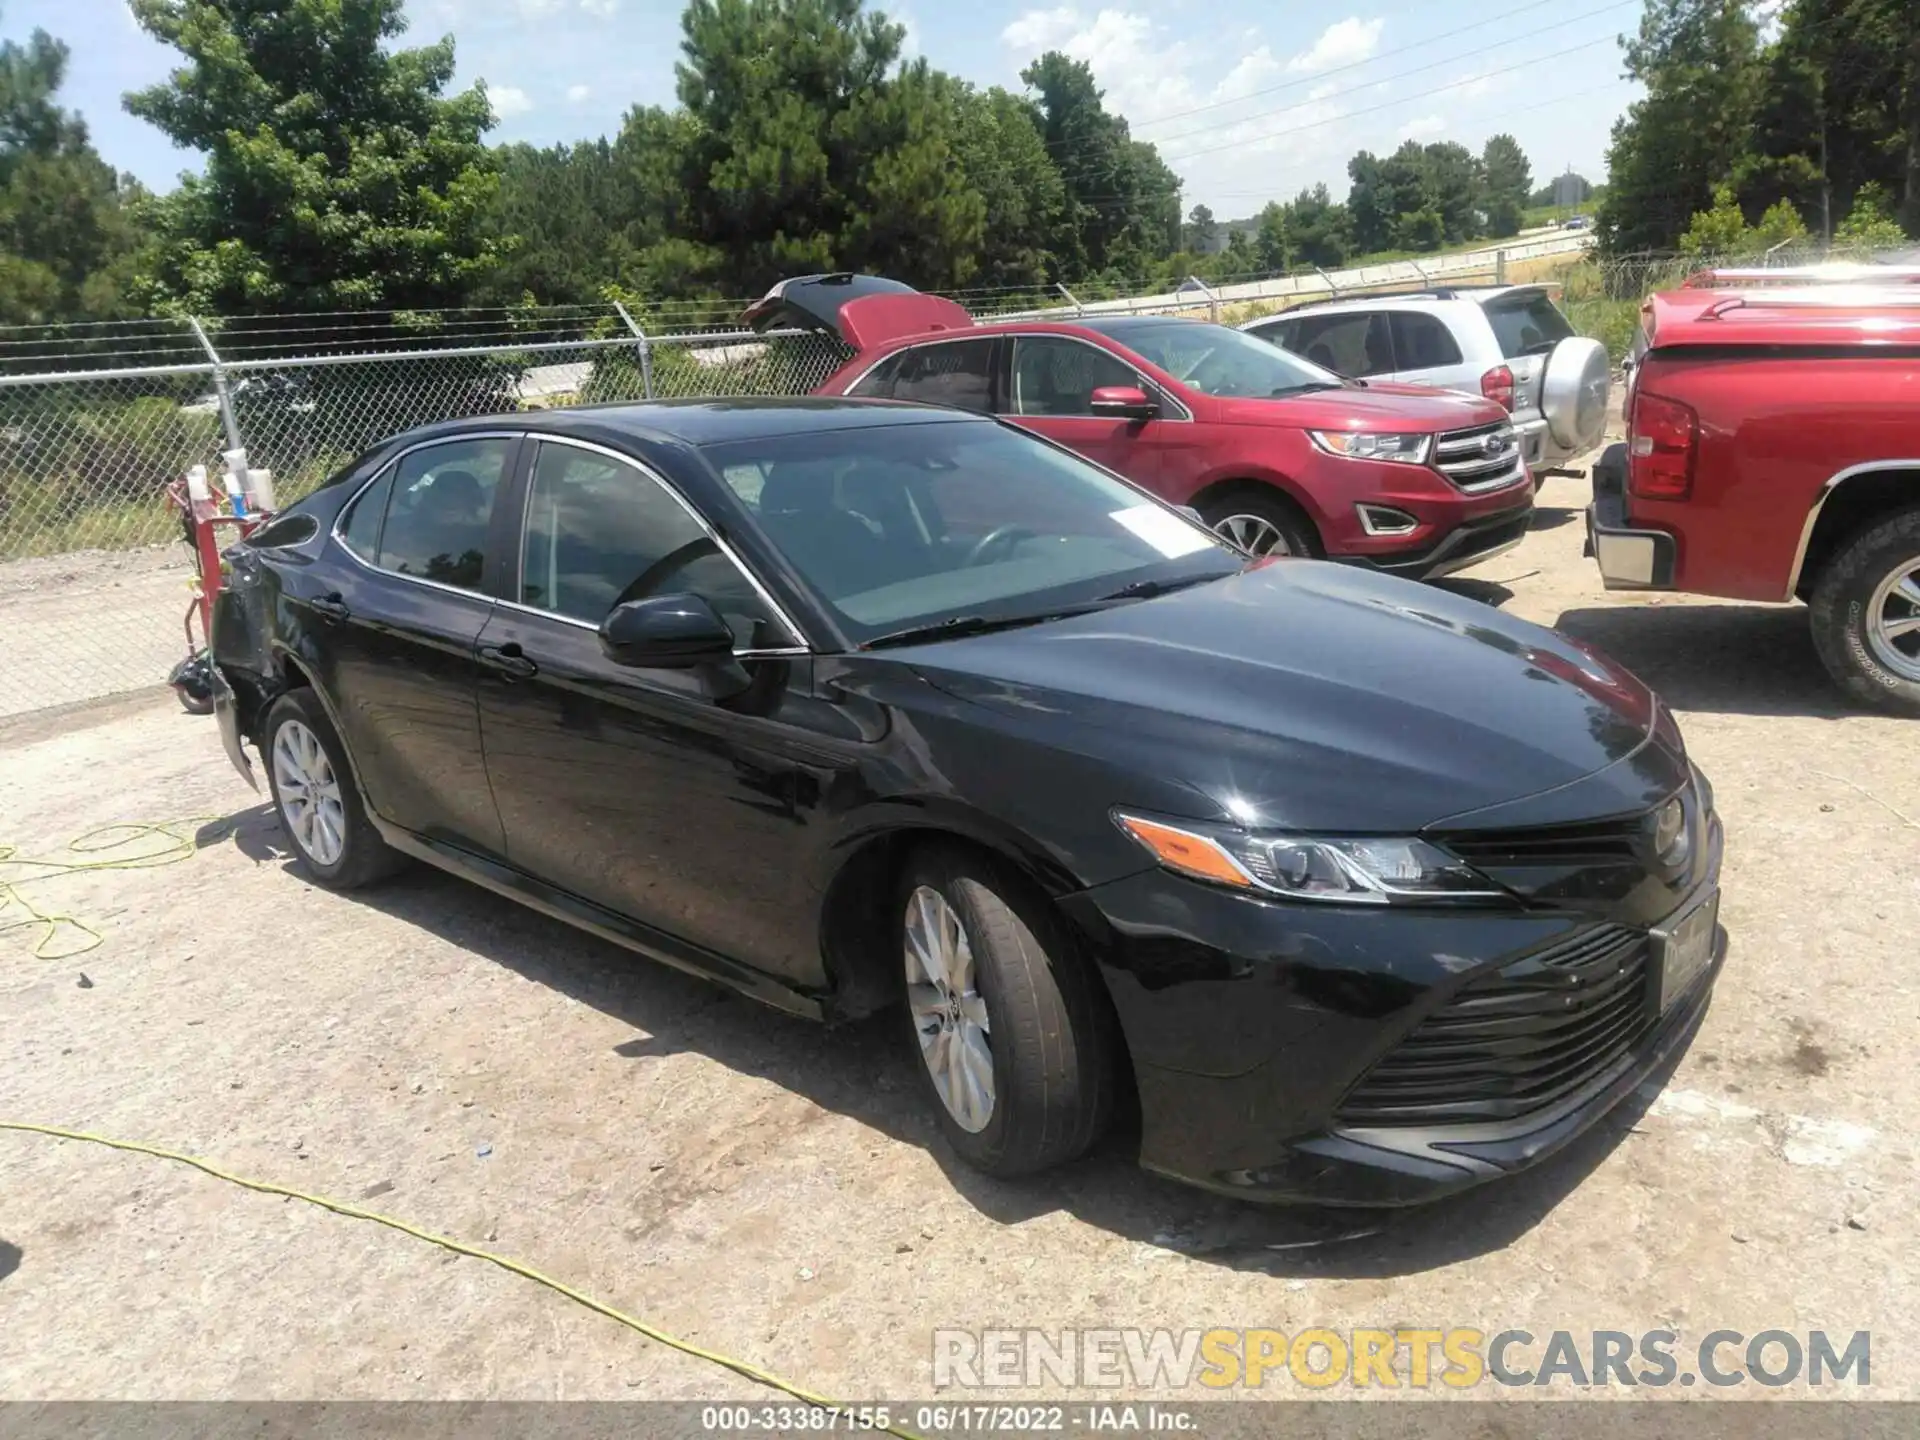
[[0, 545, 194, 719], [1, 464, 1915, 1411]]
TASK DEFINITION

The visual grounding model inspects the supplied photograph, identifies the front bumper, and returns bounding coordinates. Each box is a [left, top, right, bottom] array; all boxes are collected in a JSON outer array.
[[1585, 441, 1676, 590], [1361, 500, 1534, 580], [1066, 823, 1724, 1206]]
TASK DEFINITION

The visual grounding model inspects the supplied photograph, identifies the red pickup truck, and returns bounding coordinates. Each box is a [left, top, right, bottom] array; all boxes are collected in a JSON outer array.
[[1586, 278, 1920, 713]]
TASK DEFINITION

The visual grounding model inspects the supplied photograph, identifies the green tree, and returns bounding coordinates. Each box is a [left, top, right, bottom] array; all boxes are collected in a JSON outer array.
[[672, 0, 984, 292], [947, 82, 1068, 288], [1280, 184, 1350, 268], [125, 0, 503, 313], [1596, 0, 1762, 253], [1021, 51, 1179, 277], [1253, 201, 1288, 271], [1347, 146, 1425, 253], [1417, 140, 1484, 244], [1677, 182, 1751, 253], [1835, 181, 1908, 246], [0, 15, 141, 324], [1481, 133, 1531, 237], [1184, 203, 1217, 252]]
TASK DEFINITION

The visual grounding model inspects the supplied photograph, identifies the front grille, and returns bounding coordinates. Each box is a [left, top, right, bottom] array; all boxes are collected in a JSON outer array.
[[1433, 421, 1526, 493], [1336, 925, 1653, 1126], [1439, 813, 1647, 867]]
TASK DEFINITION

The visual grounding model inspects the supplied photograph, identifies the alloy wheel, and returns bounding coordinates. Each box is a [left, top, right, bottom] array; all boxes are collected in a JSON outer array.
[[272, 718, 347, 867], [1866, 558, 1920, 683], [1212, 512, 1292, 557], [904, 885, 994, 1133]]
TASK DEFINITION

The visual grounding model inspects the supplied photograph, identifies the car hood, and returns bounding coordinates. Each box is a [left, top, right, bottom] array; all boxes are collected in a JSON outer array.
[[1210, 384, 1505, 432], [899, 561, 1682, 833]]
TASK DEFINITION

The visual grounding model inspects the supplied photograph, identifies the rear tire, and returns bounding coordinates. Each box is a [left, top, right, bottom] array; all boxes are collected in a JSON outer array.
[[1808, 506, 1920, 715], [1198, 488, 1320, 559], [899, 845, 1116, 1178], [262, 689, 408, 888]]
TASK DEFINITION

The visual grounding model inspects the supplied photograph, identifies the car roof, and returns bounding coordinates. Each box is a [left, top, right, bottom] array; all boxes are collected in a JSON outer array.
[[1253, 285, 1550, 321], [387, 396, 989, 451], [1645, 286, 1920, 349]]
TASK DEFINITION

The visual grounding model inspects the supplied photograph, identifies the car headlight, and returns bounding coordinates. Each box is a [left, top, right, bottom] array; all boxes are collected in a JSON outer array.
[[1307, 430, 1433, 465], [1115, 812, 1509, 906]]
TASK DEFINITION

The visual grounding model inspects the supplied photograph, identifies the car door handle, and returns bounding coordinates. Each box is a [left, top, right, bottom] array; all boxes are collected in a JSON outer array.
[[309, 592, 349, 621], [478, 642, 538, 679]]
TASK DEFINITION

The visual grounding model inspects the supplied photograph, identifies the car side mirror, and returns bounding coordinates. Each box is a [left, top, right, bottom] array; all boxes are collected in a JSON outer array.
[[599, 593, 736, 670], [1090, 385, 1159, 420]]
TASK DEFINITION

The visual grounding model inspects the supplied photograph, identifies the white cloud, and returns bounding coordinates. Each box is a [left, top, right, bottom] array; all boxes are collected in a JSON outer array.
[[1456, 72, 1495, 100], [1397, 114, 1446, 141], [893, 5, 920, 58], [566, 83, 592, 103], [1286, 16, 1384, 74], [579, 0, 617, 14], [489, 84, 534, 118], [1001, 6, 1085, 52]]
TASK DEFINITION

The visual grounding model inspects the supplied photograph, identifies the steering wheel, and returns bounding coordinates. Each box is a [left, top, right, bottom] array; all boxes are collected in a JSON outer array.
[[965, 525, 1036, 567], [613, 536, 721, 609]]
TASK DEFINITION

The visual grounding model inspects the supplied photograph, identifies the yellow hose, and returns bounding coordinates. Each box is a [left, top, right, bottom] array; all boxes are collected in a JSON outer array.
[[2, 1120, 923, 1438], [0, 818, 223, 960]]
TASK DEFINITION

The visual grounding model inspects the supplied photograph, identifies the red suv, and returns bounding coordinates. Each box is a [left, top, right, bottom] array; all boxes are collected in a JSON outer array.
[[746, 275, 1533, 580], [1587, 275, 1920, 713]]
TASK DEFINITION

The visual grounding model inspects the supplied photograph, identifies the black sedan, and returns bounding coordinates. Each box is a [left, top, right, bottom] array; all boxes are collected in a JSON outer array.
[[209, 398, 1724, 1204]]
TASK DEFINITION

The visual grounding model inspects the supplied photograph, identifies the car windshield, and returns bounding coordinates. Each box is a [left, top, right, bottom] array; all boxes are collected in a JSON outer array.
[[1105, 321, 1345, 397], [702, 421, 1243, 646]]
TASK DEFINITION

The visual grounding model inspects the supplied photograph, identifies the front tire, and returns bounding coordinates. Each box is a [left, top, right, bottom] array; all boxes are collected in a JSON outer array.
[[262, 689, 407, 888], [1198, 488, 1320, 559], [1809, 507, 1920, 715], [899, 846, 1116, 1178]]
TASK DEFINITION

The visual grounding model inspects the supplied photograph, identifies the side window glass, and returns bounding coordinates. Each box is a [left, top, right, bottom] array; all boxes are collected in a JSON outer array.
[[337, 466, 393, 562], [1249, 319, 1294, 350], [1009, 337, 1139, 417], [1389, 312, 1464, 370], [374, 437, 511, 591], [1292, 314, 1393, 378], [521, 443, 792, 649], [847, 352, 905, 399], [886, 341, 995, 412]]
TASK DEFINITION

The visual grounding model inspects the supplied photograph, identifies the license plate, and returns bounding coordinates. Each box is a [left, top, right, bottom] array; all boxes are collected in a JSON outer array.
[[1654, 888, 1718, 1013]]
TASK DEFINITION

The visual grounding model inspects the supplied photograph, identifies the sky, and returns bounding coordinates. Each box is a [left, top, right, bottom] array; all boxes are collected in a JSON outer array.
[[8, 0, 1641, 220]]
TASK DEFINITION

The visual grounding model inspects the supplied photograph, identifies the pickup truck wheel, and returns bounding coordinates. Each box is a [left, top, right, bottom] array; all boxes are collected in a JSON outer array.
[[1199, 490, 1319, 558], [1809, 507, 1920, 714], [899, 845, 1116, 1178], [263, 689, 408, 888]]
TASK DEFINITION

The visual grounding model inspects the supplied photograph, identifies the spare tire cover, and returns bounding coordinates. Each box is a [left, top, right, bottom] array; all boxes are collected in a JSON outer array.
[[1541, 336, 1610, 452]]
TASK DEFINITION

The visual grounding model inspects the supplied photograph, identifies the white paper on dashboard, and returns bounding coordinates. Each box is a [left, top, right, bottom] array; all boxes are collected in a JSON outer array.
[[1109, 505, 1216, 558]]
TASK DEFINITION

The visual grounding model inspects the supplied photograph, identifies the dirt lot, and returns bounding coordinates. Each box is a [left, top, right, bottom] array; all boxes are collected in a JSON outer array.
[[1, 462, 1915, 1410]]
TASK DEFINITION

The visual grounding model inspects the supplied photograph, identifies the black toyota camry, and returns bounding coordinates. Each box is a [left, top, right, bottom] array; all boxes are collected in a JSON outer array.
[[209, 397, 1724, 1205]]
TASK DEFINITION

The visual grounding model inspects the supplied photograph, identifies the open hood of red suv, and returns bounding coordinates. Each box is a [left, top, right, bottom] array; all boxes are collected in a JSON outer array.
[[741, 273, 973, 349]]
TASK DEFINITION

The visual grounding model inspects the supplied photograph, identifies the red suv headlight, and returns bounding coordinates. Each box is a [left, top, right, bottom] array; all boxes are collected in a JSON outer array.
[[1627, 393, 1697, 500]]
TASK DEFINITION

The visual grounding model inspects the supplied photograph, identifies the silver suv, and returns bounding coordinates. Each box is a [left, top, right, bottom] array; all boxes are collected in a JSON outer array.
[[1242, 285, 1610, 480]]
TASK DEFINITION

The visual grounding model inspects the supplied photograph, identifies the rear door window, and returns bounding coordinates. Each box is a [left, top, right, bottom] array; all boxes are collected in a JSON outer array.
[[861, 340, 996, 412], [372, 437, 513, 591], [1286, 312, 1395, 378], [1485, 292, 1575, 358], [1388, 311, 1464, 369]]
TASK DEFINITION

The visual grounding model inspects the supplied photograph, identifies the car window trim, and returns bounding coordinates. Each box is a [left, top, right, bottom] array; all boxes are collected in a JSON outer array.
[[1005, 332, 1194, 422], [328, 429, 526, 602], [506, 433, 810, 658]]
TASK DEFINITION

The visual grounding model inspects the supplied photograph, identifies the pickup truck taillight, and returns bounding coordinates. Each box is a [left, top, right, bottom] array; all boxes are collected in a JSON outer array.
[[1627, 394, 1697, 500], [1480, 364, 1515, 411]]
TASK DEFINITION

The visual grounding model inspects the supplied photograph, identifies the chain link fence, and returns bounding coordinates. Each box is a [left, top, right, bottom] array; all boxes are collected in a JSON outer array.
[[0, 325, 850, 718], [3, 239, 1915, 719]]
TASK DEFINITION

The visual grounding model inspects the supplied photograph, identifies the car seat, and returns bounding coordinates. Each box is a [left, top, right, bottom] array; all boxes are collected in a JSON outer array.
[[758, 460, 895, 599]]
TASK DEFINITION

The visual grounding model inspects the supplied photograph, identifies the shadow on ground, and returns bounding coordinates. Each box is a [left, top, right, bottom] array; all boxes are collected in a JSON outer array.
[[0, 1238, 21, 1283], [1552, 603, 1855, 719], [202, 805, 1680, 1281]]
